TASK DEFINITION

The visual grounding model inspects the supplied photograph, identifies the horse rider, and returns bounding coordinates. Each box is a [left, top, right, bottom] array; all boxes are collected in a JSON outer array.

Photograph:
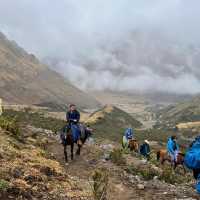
[[66, 104, 80, 127], [140, 140, 151, 160], [122, 128, 134, 149], [66, 104, 82, 144], [167, 135, 179, 164]]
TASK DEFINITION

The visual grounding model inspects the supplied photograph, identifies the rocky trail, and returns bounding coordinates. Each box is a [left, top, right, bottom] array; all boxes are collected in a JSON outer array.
[[47, 135, 200, 200]]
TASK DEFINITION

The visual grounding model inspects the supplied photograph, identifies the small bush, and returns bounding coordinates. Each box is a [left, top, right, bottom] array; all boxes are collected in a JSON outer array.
[[110, 149, 126, 166], [0, 179, 9, 192], [126, 165, 159, 181], [92, 169, 108, 200], [0, 116, 20, 137], [158, 166, 192, 184], [2, 109, 66, 133]]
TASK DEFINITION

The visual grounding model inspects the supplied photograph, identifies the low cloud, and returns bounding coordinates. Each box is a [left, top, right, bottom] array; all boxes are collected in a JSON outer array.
[[0, 0, 200, 94]]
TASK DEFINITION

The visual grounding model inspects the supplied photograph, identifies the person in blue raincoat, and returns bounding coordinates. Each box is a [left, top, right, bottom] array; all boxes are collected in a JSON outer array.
[[122, 128, 134, 149], [167, 136, 179, 163], [185, 136, 200, 194]]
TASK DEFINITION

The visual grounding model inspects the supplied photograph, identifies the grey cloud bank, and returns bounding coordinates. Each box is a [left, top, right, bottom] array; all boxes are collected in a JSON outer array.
[[0, 0, 200, 94]]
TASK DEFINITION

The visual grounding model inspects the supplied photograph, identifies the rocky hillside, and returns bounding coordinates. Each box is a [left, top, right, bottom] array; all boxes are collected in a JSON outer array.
[[0, 32, 100, 110], [86, 105, 142, 141], [0, 107, 199, 199], [155, 96, 200, 129], [0, 127, 92, 199]]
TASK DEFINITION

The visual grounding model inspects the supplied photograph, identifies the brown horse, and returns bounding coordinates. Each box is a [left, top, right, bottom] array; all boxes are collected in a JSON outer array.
[[157, 149, 186, 173], [60, 124, 92, 163], [129, 139, 139, 152]]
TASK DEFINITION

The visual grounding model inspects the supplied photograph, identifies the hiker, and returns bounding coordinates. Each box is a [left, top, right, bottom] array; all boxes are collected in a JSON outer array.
[[167, 136, 179, 164], [122, 128, 134, 149], [140, 140, 151, 160], [184, 136, 200, 194]]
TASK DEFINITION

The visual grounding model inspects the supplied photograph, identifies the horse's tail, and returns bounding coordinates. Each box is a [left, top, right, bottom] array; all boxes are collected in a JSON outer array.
[[157, 151, 160, 161]]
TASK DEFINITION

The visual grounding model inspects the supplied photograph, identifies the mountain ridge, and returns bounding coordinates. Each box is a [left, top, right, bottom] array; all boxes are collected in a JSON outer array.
[[0, 32, 101, 110]]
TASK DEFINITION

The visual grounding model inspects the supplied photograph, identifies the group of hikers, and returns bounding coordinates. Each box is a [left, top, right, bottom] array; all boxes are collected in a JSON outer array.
[[61, 104, 200, 194], [123, 127, 200, 194], [122, 128, 151, 159]]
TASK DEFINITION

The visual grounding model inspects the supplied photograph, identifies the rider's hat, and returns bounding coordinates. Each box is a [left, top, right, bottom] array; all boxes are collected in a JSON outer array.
[[144, 140, 150, 144]]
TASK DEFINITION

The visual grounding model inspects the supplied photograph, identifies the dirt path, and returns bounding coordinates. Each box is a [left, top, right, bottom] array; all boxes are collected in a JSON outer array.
[[47, 139, 200, 200]]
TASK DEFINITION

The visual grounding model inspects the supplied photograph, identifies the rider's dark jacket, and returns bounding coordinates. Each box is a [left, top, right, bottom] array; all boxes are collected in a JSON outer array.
[[66, 110, 80, 125], [140, 143, 150, 157]]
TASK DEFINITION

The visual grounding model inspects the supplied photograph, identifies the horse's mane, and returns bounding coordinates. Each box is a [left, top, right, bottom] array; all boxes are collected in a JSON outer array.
[[130, 139, 137, 142], [178, 152, 185, 156]]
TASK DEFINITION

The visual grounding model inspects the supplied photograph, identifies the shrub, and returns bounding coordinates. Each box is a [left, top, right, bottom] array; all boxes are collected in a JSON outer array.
[[0, 179, 9, 192], [126, 165, 159, 181], [110, 149, 126, 166], [92, 169, 108, 200], [158, 166, 192, 184], [0, 116, 20, 137], [2, 109, 66, 133]]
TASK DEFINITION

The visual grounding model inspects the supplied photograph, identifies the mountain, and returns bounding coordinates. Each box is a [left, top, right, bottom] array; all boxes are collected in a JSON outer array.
[[155, 96, 200, 129], [0, 32, 100, 110], [86, 105, 142, 141]]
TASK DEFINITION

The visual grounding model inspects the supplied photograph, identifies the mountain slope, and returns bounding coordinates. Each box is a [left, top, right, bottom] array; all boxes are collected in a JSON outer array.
[[155, 96, 200, 128], [86, 105, 142, 141], [0, 32, 100, 110]]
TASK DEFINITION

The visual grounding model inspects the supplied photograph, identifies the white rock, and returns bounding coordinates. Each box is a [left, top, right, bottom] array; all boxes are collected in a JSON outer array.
[[137, 184, 145, 190]]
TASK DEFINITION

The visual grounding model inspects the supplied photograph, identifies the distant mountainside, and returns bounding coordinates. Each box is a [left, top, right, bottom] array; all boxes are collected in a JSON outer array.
[[155, 96, 200, 129], [0, 32, 100, 110], [86, 105, 142, 141]]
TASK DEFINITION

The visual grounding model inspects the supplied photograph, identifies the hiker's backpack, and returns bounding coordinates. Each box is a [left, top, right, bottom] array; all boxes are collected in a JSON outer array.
[[184, 136, 200, 170]]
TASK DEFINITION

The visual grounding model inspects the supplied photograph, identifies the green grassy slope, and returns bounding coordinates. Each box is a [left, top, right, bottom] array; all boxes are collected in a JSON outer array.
[[155, 96, 200, 129], [86, 105, 142, 141]]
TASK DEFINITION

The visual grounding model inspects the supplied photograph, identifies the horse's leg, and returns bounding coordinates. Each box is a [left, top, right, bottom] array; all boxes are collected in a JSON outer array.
[[161, 158, 165, 165], [71, 143, 74, 160], [76, 144, 81, 155], [64, 145, 68, 163]]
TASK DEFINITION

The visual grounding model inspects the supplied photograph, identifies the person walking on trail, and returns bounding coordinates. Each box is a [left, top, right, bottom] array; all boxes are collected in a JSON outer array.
[[122, 128, 134, 149], [167, 136, 179, 164], [184, 136, 200, 194], [140, 140, 151, 160]]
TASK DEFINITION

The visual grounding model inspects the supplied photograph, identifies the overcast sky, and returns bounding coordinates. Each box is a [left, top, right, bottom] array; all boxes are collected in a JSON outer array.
[[0, 0, 200, 94]]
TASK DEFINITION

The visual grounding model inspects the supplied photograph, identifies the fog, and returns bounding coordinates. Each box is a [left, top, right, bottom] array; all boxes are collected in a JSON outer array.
[[0, 0, 200, 94]]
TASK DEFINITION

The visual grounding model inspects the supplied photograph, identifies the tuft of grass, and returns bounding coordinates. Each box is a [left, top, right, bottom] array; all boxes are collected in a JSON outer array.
[[92, 169, 108, 200], [0, 179, 9, 192], [0, 116, 21, 138], [2, 109, 66, 133], [126, 164, 192, 184], [110, 149, 126, 166], [158, 166, 192, 184], [126, 165, 159, 181]]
